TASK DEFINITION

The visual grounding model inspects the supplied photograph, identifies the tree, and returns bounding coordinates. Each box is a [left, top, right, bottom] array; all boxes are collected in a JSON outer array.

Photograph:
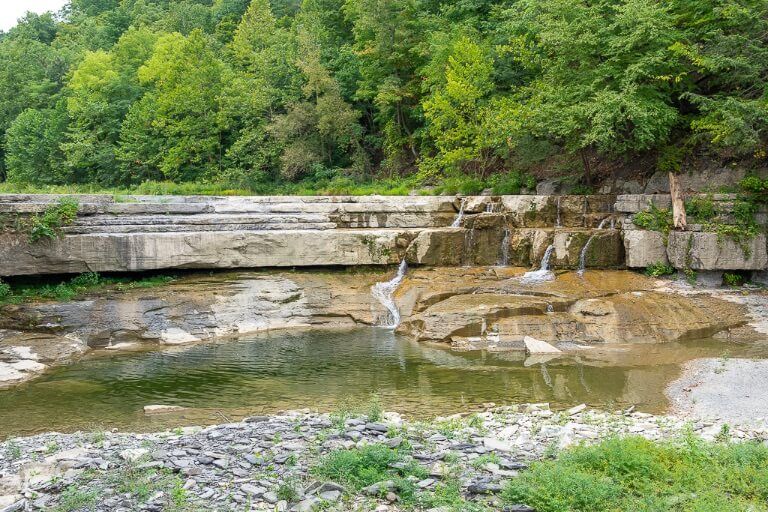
[[5, 105, 69, 184], [63, 28, 157, 184], [269, 28, 365, 180], [422, 36, 495, 175], [0, 38, 70, 179], [118, 30, 229, 182], [345, 0, 433, 169]]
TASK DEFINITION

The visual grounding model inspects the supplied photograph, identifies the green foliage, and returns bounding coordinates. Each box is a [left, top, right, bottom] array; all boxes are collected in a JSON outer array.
[[311, 444, 426, 496], [5, 105, 69, 184], [644, 262, 676, 278], [54, 485, 99, 512], [0, 279, 10, 300], [740, 176, 768, 203], [24, 197, 79, 242], [502, 435, 768, 512], [685, 196, 717, 223], [633, 204, 673, 233], [0, 0, 766, 188], [0, 272, 175, 306], [723, 272, 745, 287]]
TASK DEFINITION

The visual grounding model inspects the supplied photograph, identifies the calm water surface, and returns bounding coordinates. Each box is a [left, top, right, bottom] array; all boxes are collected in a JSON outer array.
[[1, 327, 765, 438]]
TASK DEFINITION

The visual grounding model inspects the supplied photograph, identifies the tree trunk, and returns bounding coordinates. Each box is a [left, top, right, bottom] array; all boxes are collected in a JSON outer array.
[[669, 172, 687, 230], [580, 149, 592, 187]]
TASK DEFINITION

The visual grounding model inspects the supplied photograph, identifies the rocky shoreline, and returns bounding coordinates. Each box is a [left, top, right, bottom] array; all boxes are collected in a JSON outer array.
[[2, 404, 766, 512]]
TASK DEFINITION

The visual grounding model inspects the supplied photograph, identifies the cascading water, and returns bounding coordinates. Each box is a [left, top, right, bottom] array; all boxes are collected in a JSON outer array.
[[498, 227, 511, 266], [451, 199, 466, 228], [577, 217, 611, 277], [519, 244, 555, 283], [555, 196, 561, 228], [371, 260, 408, 328]]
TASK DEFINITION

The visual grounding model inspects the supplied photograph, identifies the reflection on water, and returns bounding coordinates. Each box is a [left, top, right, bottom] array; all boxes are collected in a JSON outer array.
[[1, 328, 765, 438]]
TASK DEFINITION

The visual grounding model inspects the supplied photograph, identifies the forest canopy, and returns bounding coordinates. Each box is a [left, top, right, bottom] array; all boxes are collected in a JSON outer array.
[[0, 0, 766, 192]]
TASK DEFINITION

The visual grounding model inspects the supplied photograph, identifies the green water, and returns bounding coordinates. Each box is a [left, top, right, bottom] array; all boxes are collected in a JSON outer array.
[[0, 328, 763, 438]]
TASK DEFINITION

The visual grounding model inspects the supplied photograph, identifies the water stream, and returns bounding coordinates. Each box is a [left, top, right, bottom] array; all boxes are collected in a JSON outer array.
[[0, 328, 759, 438], [451, 199, 466, 228], [577, 217, 611, 276], [498, 227, 511, 266], [519, 244, 556, 283], [371, 260, 408, 328]]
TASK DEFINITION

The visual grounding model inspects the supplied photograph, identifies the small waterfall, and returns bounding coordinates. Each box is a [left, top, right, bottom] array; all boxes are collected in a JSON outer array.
[[555, 196, 561, 228], [371, 260, 408, 328], [451, 199, 466, 228], [577, 217, 611, 277], [520, 244, 555, 284], [498, 227, 511, 266]]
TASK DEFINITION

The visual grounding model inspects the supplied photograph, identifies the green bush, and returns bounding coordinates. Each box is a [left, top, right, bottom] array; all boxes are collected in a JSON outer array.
[[633, 204, 673, 233], [502, 435, 768, 512], [685, 196, 717, 223], [311, 444, 426, 497], [739, 176, 768, 203], [489, 171, 536, 195], [25, 197, 79, 242], [723, 272, 745, 287], [644, 262, 676, 277], [0, 280, 10, 300]]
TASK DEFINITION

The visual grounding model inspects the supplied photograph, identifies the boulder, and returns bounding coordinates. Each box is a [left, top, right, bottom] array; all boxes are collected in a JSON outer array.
[[622, 230, 668, 268], [523, 336, 561, 354], [667, 232, 767, 270]]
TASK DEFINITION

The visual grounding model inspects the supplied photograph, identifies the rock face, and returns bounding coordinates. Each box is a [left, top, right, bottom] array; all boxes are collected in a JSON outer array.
[[2, 193, 767, 275], [396, 269, 750, 346], [0, 194, 623, 276], [0, 271, 382, 349], [616, 193, 768, 272]]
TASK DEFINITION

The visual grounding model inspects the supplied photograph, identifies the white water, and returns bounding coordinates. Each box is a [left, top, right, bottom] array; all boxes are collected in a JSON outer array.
[[371, 260, 408, 328], [577, 217, 611, 277], [555, 196, 561, 228], [451, 199, 466, 228], [498, 227, 511, 266], [520, 244, 556, 284]]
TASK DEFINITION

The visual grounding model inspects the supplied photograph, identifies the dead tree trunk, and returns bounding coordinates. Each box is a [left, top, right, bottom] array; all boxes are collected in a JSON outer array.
[[669, 172, 687, 230]]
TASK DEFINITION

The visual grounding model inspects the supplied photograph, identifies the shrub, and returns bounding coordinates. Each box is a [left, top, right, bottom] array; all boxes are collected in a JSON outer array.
[[502, 435, 768, 512], [644, 262, 676, 277], [0, 280, 10, 300], [311, 444, 426, 496], [26, 197, 79, 242], [633, 204, 673, 233], [723, 272, 745, 287], [489, 171, 536, 195], [685, 196, 717, 223]]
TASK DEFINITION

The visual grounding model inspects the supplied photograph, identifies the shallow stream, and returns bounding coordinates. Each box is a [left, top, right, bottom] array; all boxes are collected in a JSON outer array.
[[2, 327, 767, 438]]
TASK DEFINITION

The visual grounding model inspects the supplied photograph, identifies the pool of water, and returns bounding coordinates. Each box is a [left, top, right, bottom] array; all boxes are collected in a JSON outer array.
[[1, 327, 766, 438]]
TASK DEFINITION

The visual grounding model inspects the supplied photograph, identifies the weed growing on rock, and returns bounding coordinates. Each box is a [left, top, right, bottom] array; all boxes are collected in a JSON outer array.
[[53, 485, 99, 512], [644, 262, 676, 277], [0, 279, 10, 300], [0, 272, 175, 305], [723, 272, 745, 287], [311, 444, 426, 500], [24, 197, 79, 243], [633, 204, 673, 240]]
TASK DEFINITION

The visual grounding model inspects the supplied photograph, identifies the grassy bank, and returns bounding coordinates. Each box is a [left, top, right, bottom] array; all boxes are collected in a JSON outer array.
[[501, 434, 768, 512], [305, 433, 768, 511], [0, 172, 536, 198], [0, 272, 175, 306]]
